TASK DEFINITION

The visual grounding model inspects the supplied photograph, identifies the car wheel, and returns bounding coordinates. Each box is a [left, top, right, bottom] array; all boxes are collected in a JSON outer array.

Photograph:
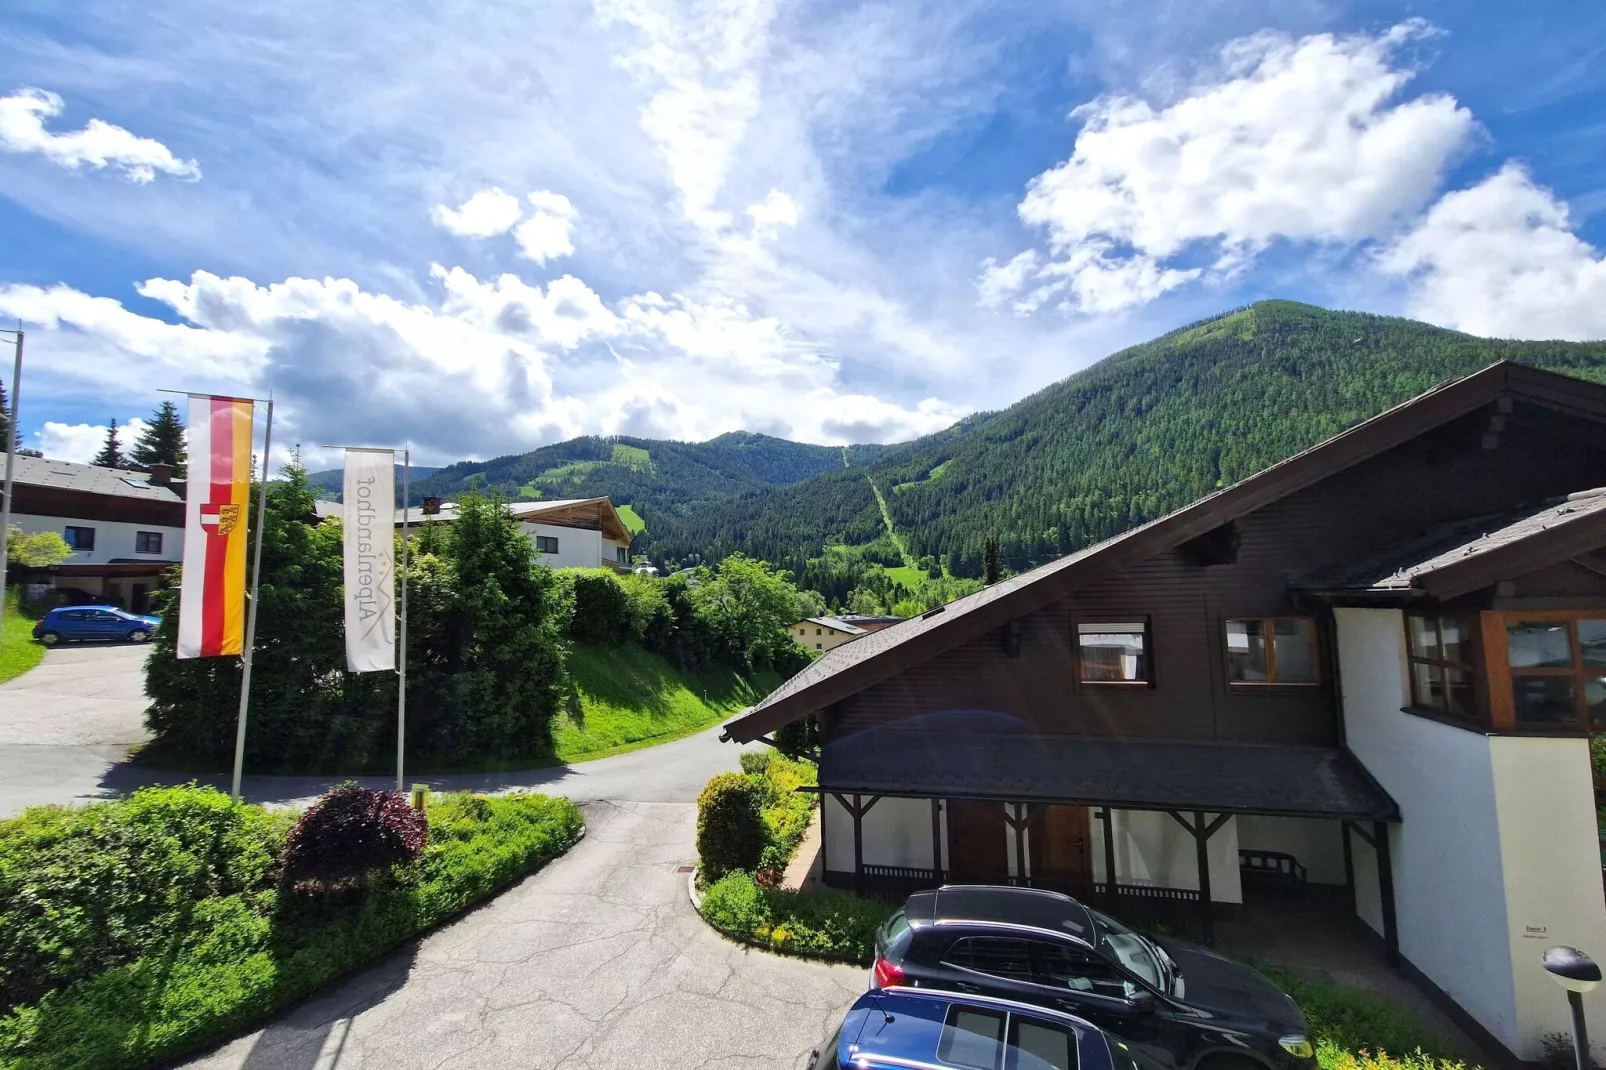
[[127, 629, 151, 643], [38, 631, 62, 647]]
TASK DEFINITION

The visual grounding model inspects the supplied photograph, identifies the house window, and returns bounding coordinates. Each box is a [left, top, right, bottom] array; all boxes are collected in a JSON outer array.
[[616, 546, 627, 564], [816, 643, 822, 650], [1406, 614, 1478, 718], [64, 526, 95, 551], [535, 535, 559, 554], [135, 531, 163, 555], [1077, 622, 1149, 684], [816, 628, 821, 635], [1225, 617, 1319, 685], [1505, 617, 1606, 728]]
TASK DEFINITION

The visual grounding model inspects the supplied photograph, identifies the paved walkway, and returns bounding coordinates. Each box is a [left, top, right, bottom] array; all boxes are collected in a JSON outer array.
[[185, 801, 866, 1070], [0, 643, 153, 746]]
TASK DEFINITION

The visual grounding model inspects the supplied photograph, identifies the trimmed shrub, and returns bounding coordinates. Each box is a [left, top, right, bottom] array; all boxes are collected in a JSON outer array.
[[566, 569, 631, 644], [0, 788, 582, 1070], [281, 786, 428, 885], [696, 772, 768, 880], [700, 873, 890, 961], [698, 755, 818, 882]]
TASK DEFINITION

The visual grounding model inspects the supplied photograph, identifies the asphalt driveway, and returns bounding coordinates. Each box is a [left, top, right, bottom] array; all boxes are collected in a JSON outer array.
[[0, 642, 153, 746], [186, 800, 866, 1070]]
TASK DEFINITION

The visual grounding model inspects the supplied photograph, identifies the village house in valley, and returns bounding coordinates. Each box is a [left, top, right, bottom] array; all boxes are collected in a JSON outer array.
[[723, 361, 1606, 1065], [316, 495, 635, 571], [1, 454, 183, 613]]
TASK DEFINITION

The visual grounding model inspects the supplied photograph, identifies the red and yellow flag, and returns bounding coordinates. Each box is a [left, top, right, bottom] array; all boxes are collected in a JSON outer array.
[[177, 395, 254, 659]]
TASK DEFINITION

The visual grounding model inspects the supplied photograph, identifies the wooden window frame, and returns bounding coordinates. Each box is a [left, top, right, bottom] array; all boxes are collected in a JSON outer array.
[[1223, 616, 1322, 687], [1404, 613, 1482, 720], [1483, 609, 1606, 732], [1075, 618, 1153, 687]]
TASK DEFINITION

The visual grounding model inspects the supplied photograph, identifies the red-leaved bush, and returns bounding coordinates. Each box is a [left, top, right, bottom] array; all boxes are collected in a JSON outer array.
[[281, 786, 428, 885]]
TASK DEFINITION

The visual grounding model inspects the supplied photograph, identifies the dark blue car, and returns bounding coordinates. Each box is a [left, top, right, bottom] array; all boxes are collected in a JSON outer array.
[[32, 605, 162, 646], [809, 987, 1130, 1070]]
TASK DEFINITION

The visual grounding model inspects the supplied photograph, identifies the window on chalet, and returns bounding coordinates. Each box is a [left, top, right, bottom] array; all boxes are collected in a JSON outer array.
[[1406, 614, 1478, 718], [135, 531, 163, 554], [1504, 617, 1606, 728], [1077, 622, 1149, 684], [64, 526, 95, 551], [1225, 617, 1318, 685], [535, 535, 559, 554]]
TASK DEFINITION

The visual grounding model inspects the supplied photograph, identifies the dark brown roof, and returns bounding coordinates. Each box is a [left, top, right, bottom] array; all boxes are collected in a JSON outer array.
[[1302, 488, 1606, 601], [818, 723, 1397, 820], [723, 361, 1606, 744]]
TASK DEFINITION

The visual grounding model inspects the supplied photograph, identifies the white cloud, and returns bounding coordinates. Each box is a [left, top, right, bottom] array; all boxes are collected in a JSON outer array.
[[0, 88, 200, 182], [598, 0, 777, 232], [512, 190, 579, 263], [1380, 163, 1606, 341], [745, 189, 798, 238], [430, 187, 523, 238], [987, 20, 1475, 314], [35, 417, 149, 464]]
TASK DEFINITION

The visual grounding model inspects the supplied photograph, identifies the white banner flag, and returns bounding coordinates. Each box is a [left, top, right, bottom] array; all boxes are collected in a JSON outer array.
[[343, 448, 396, 672]]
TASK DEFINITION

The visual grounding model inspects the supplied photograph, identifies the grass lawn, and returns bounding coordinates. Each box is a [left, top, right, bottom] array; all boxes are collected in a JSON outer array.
[[617, 504, 647, 536], [556, 643, 780, 762], [883, 564, 926, 592], [0, 596, 42, 684]]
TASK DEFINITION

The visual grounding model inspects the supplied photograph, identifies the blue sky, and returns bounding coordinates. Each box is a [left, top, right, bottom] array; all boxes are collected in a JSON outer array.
[[1, 0, 1603, 466]]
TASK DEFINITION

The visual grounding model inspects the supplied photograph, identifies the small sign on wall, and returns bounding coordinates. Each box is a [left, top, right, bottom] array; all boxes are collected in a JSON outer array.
[[1522, 924, 1549, 940]]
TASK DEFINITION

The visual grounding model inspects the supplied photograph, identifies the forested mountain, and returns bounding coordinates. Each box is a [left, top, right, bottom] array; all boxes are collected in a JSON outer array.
[[390, 432, 890, 532], [644, 301, 1606, 579], [305, 465, 442, 496]]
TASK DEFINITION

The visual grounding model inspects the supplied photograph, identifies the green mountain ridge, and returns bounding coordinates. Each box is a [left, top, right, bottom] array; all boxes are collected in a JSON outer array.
[[643, 300, 1606, 578]]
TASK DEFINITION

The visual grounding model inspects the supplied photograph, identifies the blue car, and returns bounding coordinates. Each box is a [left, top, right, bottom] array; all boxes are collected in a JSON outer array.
[[32, 605, 162, 646], [809, 987, 1134, 1070]]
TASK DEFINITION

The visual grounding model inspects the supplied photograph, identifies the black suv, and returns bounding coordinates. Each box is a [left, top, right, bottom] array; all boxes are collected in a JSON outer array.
[[871, 886, 1314, 1070]]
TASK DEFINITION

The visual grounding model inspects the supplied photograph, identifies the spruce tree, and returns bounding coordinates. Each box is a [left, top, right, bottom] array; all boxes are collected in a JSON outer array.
[[130, 400, 187, 475], [982, 535, 1000, 586], [0, 378, 9, 452], [91, 420, 124, 469]]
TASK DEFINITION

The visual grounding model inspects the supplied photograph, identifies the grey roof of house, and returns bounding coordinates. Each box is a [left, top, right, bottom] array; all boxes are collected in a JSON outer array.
[[0, 453, 182, 503], [313, 497, 600, 524], [801, 616, 868, 635], [1303, 487, 1606, 593], [818, 721, 1398, 820]]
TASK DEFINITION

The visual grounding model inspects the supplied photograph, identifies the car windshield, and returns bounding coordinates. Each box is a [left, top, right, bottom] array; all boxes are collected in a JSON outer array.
[[1086, 908, 1165, 990]]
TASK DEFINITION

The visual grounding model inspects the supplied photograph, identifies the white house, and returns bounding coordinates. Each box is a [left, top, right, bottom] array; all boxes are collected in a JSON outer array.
[[1, 454, 184, 613], [316, 495, 634, 571]]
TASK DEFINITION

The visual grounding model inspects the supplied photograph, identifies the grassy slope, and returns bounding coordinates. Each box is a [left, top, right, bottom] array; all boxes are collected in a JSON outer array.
[[616, 504, 647, 535], [555, 644, 780, 762], [0, 597, 42, 684]]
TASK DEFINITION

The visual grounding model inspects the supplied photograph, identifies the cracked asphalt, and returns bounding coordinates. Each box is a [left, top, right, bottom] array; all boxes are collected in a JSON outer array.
[[185, 800, 867, 1070]]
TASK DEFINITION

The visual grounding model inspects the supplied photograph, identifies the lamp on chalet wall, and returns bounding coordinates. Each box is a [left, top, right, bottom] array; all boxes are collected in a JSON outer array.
[[1544, 945, 1601, 1070]]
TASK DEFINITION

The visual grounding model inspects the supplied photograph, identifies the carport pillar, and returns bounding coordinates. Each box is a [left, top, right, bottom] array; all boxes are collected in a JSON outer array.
[[831, 793, 880, 895], [1100, 807, 1117, 892], [1374, 820, 1399, 969], [1169, 811, 1232, 944], [1343, 820, 1399, 970], [931, 799, 944, 884]]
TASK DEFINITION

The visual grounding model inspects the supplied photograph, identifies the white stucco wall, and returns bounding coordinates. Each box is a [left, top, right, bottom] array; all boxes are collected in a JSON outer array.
[[823, 794, 940, 872], [521, 522, 629, 570], [11, 512, 183, 566], [1235, 815, 1348, 886], [1109, 810, 1242, 904], [1334, 607, 1606, 1059], [1490, 736, 1606, 1060]]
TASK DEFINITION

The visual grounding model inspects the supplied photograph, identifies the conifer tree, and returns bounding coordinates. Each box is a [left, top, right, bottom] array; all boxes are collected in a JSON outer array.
[[91, 420, 124, 469], [0, 379, 9, 452], [982, 535, 1000, 586], [130, 400, 187, 475]]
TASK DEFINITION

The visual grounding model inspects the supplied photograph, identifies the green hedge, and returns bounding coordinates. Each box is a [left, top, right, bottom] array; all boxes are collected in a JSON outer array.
[[699, 871, 890, 961], [1259, 967, 1468, 1070], [739, 751, 818, 881], [0, 786, 584, 1070]]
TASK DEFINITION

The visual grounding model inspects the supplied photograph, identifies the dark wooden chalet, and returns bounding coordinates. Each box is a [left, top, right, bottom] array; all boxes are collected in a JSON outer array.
[[723, 361, 1606, 962]]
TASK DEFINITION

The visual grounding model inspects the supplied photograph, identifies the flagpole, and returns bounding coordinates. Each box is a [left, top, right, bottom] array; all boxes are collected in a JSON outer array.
[[0, 328, 23, 641], [231, 398, 273, 801], [398, 447, 409, 792]]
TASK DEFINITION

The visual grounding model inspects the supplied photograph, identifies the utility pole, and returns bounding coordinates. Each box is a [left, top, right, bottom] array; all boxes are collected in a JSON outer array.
[[0, 328, 24, 637]]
